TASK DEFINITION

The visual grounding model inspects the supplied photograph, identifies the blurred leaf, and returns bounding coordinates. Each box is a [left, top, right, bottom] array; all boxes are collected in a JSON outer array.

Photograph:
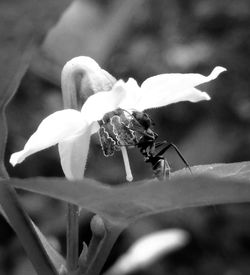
[[10, 162, 250, 225], [0, 0, 71, 106], [32, 222, 66, 272], [31, 0, 144, 84], [0, 181, 59, 275], [0, 0, 71, 177], [0, 204, 65, 272], [0, 1, 71, 273]]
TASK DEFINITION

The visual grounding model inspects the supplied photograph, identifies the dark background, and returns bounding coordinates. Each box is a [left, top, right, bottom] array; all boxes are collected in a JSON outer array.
[[2, 0, 250, 274]]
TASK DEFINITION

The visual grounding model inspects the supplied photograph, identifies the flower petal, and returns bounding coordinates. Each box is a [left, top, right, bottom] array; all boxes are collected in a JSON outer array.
[[105, 229, 188, 275], [58, 125, 92, 180], [117, 78, 142, 111], [10, 109, 87, 166], [80, 80, 128, 123], [135, 66, 226, 111], [61, 56, 116, 109]]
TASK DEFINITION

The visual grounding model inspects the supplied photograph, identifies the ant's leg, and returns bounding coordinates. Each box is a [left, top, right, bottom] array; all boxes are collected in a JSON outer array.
[[168, 143, 192, 174], [165, 158, 171, 179], [155, 142, 192, 174], [155, 141, 168, 148], [152, 157, 171, 180]]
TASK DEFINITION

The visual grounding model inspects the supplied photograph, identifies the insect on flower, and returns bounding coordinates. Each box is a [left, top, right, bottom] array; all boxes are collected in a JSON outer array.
[[97, 108, 191, 180], [9, 56, 227, 182]]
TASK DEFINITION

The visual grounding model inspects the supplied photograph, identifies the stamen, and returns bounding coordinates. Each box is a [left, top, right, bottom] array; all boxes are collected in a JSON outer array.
[[121, 146, 133, 182]]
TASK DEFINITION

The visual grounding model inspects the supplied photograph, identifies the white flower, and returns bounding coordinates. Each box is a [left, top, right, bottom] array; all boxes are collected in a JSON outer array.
[[9, 56, 226, 180], [104, 229, 189, 275]]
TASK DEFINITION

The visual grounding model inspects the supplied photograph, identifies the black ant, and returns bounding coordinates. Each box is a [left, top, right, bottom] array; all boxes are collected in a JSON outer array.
[[98, 108, 191, 180], [129, 111, 191, 180]]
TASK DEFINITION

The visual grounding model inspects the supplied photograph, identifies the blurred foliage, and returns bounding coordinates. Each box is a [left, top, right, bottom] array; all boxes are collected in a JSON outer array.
[[2, 0, 250, 274]]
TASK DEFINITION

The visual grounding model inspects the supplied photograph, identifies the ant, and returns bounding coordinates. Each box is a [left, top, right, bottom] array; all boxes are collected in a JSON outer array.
[[129, 111, 192, 180], [98, 108, 191, 180]]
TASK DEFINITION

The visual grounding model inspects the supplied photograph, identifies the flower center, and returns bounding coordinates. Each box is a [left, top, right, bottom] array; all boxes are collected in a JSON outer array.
[[97, 108, 156, 182], [98, 108, 134, 157]]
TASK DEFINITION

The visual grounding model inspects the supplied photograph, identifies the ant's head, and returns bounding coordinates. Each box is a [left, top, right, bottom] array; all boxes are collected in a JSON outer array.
[[132, 111, 153, 130]]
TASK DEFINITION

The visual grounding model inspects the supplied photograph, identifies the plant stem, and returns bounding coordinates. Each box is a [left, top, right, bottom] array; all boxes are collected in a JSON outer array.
[[62, 63, 81, 273], [67, 203, 80, 271], [0, 180, 58, 275], [85, 220, 123, 275]]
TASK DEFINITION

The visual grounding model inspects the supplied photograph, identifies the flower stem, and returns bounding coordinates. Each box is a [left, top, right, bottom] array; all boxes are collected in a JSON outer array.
[[67, 203, 79, 271], [62, 64, 81, 272]]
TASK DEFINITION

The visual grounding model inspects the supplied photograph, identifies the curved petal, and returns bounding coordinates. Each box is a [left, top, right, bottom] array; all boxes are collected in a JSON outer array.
[[80, 80, 128, 123], [10, 109, 87, 166], [61, 56, 116, 109], [90, 121, 100, 135], [117, 78, 142, 111], [135, 66, 226, 111], [106, 229, 188, 275], [58, 124, 92, 180]]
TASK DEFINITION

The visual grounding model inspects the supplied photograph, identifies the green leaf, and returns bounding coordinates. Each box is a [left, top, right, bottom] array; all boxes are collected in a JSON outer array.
[[0, 0, 71, 177], [0, 204, 66, 273], [0, 1, 71, 273], [31, 0, 145, 84], [173, 161, 250, 179], [32, 222, 66, 272], [0, 181, 59, 275], [10, 162, 250, 225]]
